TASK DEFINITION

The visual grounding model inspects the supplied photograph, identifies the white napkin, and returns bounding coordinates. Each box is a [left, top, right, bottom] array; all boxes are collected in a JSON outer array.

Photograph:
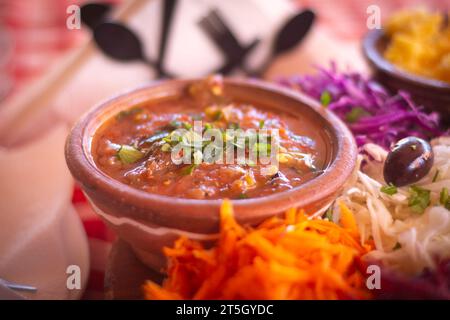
[[0, 124, 89, 299]]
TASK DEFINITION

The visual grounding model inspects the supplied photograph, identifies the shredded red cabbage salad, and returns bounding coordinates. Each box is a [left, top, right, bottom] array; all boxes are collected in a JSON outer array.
[[374, 259, 450, 300], [278, 64, 446, 149]]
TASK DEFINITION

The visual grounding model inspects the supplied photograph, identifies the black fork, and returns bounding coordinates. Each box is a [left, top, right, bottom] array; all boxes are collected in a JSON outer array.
[[198, 9, 259, 75]]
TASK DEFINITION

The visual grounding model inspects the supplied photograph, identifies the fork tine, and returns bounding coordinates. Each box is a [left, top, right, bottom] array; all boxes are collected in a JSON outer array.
[[206, 12, 226, 36], [198, 14, 220, 37], [208, 9, 228, 32], [207, 9, 241, 51]]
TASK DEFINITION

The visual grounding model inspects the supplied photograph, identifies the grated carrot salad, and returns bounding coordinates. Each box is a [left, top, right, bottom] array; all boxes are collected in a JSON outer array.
[[143, 200, 372, 300]]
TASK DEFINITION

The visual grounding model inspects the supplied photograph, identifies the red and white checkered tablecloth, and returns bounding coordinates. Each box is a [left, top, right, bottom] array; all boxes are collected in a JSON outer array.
[[72, 184, 115, 299]]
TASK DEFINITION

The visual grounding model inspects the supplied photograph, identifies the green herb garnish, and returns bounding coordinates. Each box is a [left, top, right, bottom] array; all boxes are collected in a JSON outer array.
[[432, 170, 440, 182], [161, 143, 171, 152], [345, 107, 368, 123], [169, 120, 192, 130], [213, 110, 223, 120], [182, 163, 198, 175], [246, 159, 256, 167], [408, 185, 431, 214], [380, 183, 397, 195], [320, 91, 331, 107], [238, 193, 248, 199], [259, 120, 265, 129], [116, 107, 142, 121], [325, 206, 333, 221], [117, 145, 144, 164], [440, 187, 450, 210]]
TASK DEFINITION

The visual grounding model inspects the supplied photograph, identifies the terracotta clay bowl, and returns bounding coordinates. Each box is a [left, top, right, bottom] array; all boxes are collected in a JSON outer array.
[[65, 78, 357, 272], [363, 29, 450, 123]]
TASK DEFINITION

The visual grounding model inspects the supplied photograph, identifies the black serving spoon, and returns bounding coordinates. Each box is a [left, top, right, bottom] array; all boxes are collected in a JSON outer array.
[[93, 22, 174, 77], [254, 9, 316, 77], [80, 2, 113, 29]]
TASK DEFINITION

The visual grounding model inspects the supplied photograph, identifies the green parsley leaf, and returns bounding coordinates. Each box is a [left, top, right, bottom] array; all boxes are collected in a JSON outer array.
[[440, 187, 450, 210], [259, 120, 265, 129], [325, 206, 333, 221], [380, 183, 397, 195], [345, 107, 368, 123], [408, 185, 431, 214], [161, 143, 171, 152], [320, 91, 331, 107], [117, 145, 144, 164], [213, 110, 223, 120], [116, 107, 143, 121], [182, 164, 197, 175]]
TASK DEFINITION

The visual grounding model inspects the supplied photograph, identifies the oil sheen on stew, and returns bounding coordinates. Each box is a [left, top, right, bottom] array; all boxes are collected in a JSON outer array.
[[92, 78, 329, 200]]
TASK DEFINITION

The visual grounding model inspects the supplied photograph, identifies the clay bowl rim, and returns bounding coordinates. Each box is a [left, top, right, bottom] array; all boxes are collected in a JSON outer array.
[[362, 29, 450, 92], [65, 77, 357, 221]]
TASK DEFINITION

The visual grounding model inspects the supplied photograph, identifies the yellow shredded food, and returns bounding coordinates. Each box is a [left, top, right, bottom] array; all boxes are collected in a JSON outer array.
[[384, 8, 450, 83], [143, 200, 372, 300]]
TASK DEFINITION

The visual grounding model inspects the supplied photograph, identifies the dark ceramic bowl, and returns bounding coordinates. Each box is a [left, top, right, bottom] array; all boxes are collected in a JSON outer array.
[[363, 29, 450, 123], [65, 78, 357, 272]]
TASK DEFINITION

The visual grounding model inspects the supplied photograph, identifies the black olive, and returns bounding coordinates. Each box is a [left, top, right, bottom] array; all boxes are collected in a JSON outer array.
[[383, 137, 434, 187]]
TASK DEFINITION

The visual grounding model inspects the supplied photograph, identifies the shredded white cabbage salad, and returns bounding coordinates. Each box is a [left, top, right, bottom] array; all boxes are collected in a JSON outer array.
[[332, 137, 450, 275]]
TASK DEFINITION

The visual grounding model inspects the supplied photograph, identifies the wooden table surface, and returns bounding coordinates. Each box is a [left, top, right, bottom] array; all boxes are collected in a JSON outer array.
[[104, 240, 164, 300]]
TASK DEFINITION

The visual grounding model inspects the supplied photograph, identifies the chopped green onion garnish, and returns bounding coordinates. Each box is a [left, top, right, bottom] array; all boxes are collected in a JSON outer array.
[[320, 91, 331, 107], [432, 170, 440, 182], [213, 110, 223, 120], [238, 193, 248, 199], [182, 163, 197, 175], [259, 120, 265, 129], [325, 206, 333, 221], [246, 159, 256, 167], [116, 107, 142, 121], [117, 145, 144, 164], [204, 123, 213, 131], [380, 183, 397, 195], [345, 107, 368, 123], [408, 185, 431, 214], [440, 187, 450, 210], [161, 143, 171, 152]]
